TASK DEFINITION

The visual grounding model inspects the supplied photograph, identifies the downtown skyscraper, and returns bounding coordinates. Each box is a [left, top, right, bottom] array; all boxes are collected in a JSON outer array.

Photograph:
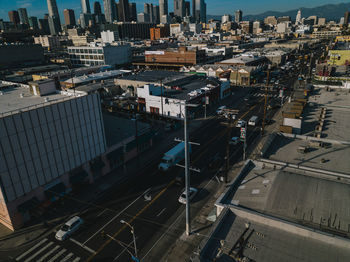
[[103, 0, 118, 23], [118, 0, 131, 22], [46, 0, 61, 35], [159, 0, 168, 17], [81, 0, 91, 14]]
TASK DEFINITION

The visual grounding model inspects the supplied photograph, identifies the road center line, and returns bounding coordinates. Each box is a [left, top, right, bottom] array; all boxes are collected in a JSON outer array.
[[82, 188, 149, 246], [156, 208, 166, 217], [87, 180, 175, 262]]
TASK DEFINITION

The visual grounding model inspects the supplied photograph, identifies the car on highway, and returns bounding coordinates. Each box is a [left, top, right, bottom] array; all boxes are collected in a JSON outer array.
[[178, 187, 198, 204], [236, 120, 246, 128], [55, 216, 83, 241], [230, 137, 240, 145]]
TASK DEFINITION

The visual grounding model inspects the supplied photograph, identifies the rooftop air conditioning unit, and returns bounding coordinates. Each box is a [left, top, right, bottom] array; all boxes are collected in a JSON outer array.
[[44, 97, 50, 102]]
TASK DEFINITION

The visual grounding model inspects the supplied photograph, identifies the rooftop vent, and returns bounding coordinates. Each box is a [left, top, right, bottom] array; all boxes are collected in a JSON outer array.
[[44, 97, 50, 102], [20, 93, 24, 98]]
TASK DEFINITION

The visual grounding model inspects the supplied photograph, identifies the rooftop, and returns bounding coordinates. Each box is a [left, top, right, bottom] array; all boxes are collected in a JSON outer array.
[[63, 70, 130, 85], [218, 54, 266, 65], [198, 208, 350, 262], [117, 70, 191, 84], [0, 83, 78, 117]]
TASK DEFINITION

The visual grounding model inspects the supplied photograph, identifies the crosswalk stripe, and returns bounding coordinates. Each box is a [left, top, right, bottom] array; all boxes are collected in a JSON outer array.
[[72, 258, 81, 262], [16, 238, 48, 261], [60, 253, 73, 262], [37, 245, 60, 262], [24, 242, 54, 262], [47, 248, 66, 262]]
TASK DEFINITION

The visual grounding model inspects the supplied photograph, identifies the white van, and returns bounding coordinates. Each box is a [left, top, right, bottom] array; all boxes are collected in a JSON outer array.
[[248, 116, 259, 126]]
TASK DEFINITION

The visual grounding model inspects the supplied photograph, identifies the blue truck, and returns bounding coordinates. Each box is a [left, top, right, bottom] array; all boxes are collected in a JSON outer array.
[[158, 142, 191, 171]]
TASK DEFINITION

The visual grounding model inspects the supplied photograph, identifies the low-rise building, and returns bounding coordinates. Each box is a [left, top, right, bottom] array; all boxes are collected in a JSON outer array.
[[144, 46, 206, 66], [0, 43, 44, 69], [67, 43, 131, 67], [34, 35, 60, 50]]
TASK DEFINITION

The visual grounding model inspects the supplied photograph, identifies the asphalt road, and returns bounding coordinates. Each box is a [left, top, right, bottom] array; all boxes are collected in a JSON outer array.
[[5, 50, 318, 262]]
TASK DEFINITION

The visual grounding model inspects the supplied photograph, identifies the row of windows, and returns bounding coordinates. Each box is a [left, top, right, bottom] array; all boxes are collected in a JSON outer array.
[[68, 48, 103, 54], [69, 54, 104, 60], [72, 60, 105, 66]]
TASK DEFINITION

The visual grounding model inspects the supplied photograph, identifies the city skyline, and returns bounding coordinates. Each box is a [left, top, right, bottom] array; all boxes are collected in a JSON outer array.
[[0, 0, 345, 21]]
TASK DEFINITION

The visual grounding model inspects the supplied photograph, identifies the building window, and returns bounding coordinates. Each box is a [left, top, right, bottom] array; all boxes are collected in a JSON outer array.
[[98, 49, 103, 54], [150, 107, 159, 114]]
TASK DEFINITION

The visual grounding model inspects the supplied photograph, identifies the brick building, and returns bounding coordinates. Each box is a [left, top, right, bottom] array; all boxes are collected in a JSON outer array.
[[144, 46, 206, 65], [150, 26, 170, 40]]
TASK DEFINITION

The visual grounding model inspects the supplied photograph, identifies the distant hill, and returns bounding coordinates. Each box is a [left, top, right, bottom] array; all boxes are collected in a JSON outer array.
[[208, 2, 350, 22]]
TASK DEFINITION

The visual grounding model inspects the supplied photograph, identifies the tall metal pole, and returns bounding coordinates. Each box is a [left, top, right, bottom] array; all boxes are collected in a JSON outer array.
[[224, 114, 232, 183], [120, 220, 138, 258], [243, 131, 246, 161], [160, 79, 164, 117], [131, 227, 138, 258], [204, 89, 207, 119], [184, 104, 191, 236], [261, 69, 269, 135]]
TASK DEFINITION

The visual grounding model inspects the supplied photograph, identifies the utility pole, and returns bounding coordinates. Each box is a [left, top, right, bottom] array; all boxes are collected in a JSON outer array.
[[183, 104, 192, 236], [204, 89, 207, 119], [160, 79, 164, 117], [261, 69, 270, 135], [225, 114, 233, 183]]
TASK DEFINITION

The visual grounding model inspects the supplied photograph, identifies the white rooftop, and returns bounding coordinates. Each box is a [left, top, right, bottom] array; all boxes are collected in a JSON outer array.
[[63, 70, 130, 84], [0, 83, 80, 117]]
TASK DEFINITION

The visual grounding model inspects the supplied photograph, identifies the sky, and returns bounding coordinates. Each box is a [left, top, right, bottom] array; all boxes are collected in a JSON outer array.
[[0, 0, 347, 21]]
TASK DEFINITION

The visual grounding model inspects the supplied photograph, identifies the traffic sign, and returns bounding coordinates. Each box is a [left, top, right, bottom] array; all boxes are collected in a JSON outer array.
[[240, 127, 246, 139]]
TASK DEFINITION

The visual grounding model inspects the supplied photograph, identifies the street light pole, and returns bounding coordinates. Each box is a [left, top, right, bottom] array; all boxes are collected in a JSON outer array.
[[120, 220, 138, 259], [184, 105, 191, 236]]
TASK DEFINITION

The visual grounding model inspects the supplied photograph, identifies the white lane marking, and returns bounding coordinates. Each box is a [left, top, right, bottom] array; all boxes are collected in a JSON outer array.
[[37, 245, 60, 262], [156, 208, 166, 217], [24, 242, 53, 262], [72, 258, 81, 262], [82, 188, 149, 245], [47, 249, 66, 262], [16, 238, 48, 261], [60, 252, 73, 262], [70, 238, 96, 254], [97, 209, 108, 217], [142, 168, 220, 260]]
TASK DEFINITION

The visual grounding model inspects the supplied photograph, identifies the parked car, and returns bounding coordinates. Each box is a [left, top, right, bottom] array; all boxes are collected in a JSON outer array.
[[236, 120, 246, 128], [230, 137, 240, 145], [55, 216, 83, 241], [178, 187, 198, 204]]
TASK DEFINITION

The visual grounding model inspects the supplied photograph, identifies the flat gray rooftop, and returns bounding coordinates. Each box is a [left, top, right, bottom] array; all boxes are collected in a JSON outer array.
[[229, 161, 350, 237], [118, 70, 189, 83], [265, 134, 350, 175], [200, 209, 350, 262], [0, 85, 72, 117], [302, 87, 350, 141]]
